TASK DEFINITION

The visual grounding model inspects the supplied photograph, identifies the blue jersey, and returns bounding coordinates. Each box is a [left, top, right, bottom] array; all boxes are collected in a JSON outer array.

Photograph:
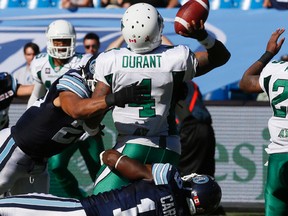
[[11, 70, 92, 159], [81, 163, 190, 216], [0, 72, 18, 129]]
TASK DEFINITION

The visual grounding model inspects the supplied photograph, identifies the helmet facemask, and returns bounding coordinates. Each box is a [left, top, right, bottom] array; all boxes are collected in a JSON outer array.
[[46, 19, 76, 59], [47, 38, 75, 59]]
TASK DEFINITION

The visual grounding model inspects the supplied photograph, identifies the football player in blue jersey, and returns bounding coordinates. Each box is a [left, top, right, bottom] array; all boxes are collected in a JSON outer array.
[[0, 61, 148, 197], [0, 149, 222, 216], [0, 72, 33, 130], [26, 19, 98, 199]]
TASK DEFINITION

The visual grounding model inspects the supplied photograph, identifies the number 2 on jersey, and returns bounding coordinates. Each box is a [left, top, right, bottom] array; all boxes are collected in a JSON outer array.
[[271, 79, 288, 118]]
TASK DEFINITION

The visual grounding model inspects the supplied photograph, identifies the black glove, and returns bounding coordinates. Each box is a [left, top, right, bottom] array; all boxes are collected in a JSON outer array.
[[105, 82, 149, 108], [193, 29, 208, 41]]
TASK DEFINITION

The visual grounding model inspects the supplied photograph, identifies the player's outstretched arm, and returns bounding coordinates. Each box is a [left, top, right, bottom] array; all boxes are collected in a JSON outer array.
[[59, 81, 149, 119], [102, 149, 153, 181], [239, 28, 285, 93], [59, 90, 108, 119], [179, 20, 231, 77]]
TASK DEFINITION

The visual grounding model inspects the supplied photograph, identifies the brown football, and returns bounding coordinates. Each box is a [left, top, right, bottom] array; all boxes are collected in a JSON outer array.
[[174, 0, 210, 35]]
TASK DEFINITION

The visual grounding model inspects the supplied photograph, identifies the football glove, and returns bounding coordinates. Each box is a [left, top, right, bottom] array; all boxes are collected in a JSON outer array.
[[105, 82, 149, 108]]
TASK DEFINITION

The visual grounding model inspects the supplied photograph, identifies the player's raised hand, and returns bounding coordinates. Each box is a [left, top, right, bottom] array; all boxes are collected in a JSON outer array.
[[179, 20, 208, 41], [265, 28, 285, 56]]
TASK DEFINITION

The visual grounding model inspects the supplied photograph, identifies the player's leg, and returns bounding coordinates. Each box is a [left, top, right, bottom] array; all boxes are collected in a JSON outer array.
[[265, 153, 288, 216], [10, 166, 50, 195], [0, 193, 86, 216], [79, 135, 104, 182], [49, 142, 85, 199], [93, 142, 180, 194], [0, 129, 37, 196], [177, 119, 216, 176]]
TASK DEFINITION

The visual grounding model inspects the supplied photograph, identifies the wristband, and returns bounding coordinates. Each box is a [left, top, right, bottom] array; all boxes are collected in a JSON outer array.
[[258, 51, 274, 65], [198, 34, 216, 49], [115, 154, 126, 169], [105, 93, 115, 107]]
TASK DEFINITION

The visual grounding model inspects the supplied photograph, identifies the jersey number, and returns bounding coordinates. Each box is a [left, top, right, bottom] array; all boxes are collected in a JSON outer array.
[[271, 79, 288, 118], [128, 79, 156, 118], [52, 120, 84, 144], [112, 198, 155, 215]]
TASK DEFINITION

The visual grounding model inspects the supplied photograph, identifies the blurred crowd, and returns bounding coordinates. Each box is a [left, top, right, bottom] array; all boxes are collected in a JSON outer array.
[[1, 0, 288, 10]]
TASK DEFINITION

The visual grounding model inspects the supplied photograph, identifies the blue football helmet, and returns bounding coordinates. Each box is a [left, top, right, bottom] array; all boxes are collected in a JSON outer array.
[[0, 72, 15, 94], [182, 174, 222, 215], [82, 54, 97, 92]]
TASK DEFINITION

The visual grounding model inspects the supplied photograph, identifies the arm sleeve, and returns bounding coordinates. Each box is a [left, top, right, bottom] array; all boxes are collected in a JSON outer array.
[[152, 163, 174, 185], [27, 82, 47, 108]]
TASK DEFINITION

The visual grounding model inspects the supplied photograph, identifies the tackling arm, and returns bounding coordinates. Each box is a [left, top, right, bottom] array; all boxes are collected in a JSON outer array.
[[59, 80, 149, 119], [239, 28, 285, 93], [59, 90, 108, 119]]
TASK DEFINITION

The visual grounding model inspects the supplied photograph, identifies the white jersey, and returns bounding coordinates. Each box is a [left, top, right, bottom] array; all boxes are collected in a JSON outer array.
[[94, 45, 197, 149], [259, 60, 288, 154], [28, 52, 92, 107], [31, 52, 91, 89]]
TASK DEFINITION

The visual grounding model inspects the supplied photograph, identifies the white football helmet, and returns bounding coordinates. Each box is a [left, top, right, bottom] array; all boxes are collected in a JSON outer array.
[[121, 3, 164, 54], [46, 19, 76, 59]]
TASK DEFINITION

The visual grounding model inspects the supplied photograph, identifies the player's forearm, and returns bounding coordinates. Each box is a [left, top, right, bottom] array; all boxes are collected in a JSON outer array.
[[207, 39, 231, 68], [102, 149, 153, 181], [239, 51, 274, 93], [65, 97, 108, 119], [239, 61, 264, 93], [195, 39, 231, 77], [16, 84, 34, 97]]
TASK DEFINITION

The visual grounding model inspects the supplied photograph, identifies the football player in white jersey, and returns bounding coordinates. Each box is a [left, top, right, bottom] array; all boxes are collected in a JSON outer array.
[[239, 28, 287, 216], [24, 19, 100, 199], [27, 19, 91, 107], [91, 3, 231, 194]]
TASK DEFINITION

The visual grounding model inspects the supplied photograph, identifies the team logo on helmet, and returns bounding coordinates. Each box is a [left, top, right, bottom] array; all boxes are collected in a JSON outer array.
[[89, 59, 96, 75], [192, 175, 209, 184]]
